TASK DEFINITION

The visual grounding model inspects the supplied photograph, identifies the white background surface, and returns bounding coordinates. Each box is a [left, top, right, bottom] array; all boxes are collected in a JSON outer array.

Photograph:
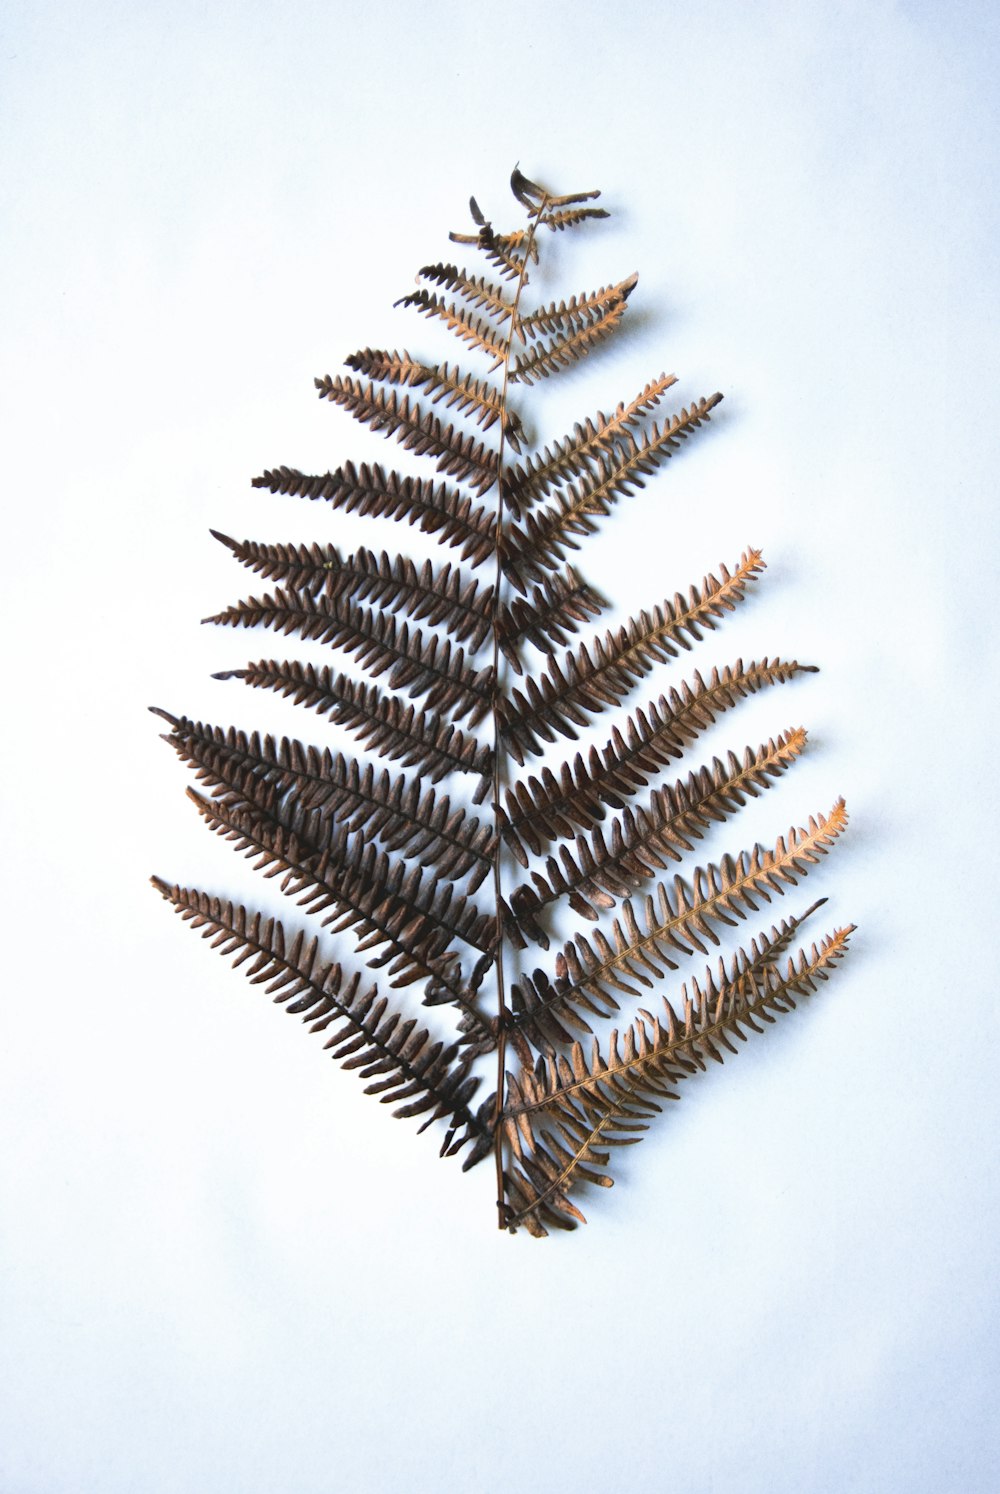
[[3, 3, 999, 1490]]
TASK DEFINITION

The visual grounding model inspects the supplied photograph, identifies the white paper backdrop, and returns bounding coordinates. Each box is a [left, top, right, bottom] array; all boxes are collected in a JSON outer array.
[[3, 2, 998, 1490]]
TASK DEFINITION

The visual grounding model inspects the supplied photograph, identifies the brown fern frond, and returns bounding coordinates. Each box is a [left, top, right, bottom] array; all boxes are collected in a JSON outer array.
[[506, 373, 679, 514], [393, 289, 510, 365], [506, 901, 827, 1054], [156, 169, 851, 1237], [509, 291, 632, 386], [427, 365, 523, 446], [500, 658, 815, 859], [523, 183, 601, 211], [504, 925, 855, 1229], [509, 167, 549, 207], [214, 660, 492, 796], [502, 1125, 607, 1235], [209, 532, 343, 593], [326, 550, 494, 648], [185, 789, 495, 1008], [251, 462, 496, 568], [322, 548, 494, 649], [503, 394, 724, 587], [212, 536, 493, 648], [341, 347, 430, 387], [508, 171, 607, 225], [154, 711, 496, 892], [509, 730, 807, 940], [448, 217, 534, 280], [342, 347, 518, 444], [495, 568, 607, 671], [517, 924, 854, 1123], [498, 550, 764, 759], [314, 376, 500, 492], [516, 273, 638, 343], [510, 800, 848, 1040], [205, 586, 493, 725], [413, 263, 514, 323], [535, 205, 612, 233], [150, 879, 493, 1164]]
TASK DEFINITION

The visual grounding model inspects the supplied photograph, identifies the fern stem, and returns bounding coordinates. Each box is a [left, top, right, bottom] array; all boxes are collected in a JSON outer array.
[[491, 192, 547, 1227]]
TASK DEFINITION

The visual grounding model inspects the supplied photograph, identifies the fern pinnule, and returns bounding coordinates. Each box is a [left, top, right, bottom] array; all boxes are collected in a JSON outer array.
[[496, 567, 606, 669]]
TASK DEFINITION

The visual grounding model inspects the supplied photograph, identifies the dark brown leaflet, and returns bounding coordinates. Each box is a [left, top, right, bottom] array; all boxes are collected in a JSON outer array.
[[152, 880, 493, 1165], [251, 461, 496, 567], [154, 710, 496, 891], [498, 658, 816, 863], [152, 169, 852, 1235]]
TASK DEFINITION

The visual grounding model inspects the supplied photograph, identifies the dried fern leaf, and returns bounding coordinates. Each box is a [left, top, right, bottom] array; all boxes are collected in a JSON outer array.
[[448, 220, 534, 280], [413, 263, 514, 323], [503, 395, 724, 588], [509, 292, 631, 386], [505, 374, 679, 515], [155, 711, 496, 892], [314, 376, 501, 492], [340, 347, 430, 388], [509, 729, 807, 940], [326, 550, 493, 648], [506, 900, 826, 1054], [504, 925, 854, 1230], [251, 462, 496, 568], [214, 536, 494, 648], [342, 347, 518, 443], [495, 568, 607, 671], [509, 170, 608, 225], [534, 205, 611, 233], [156, 169, 851, 1236], [518, 924, 855, 1131], [509, 167, 549, 207], [424, 364, 523, 446], [185, 788, 494, 1015], [510, 800, 847, 1039], [214, 659, 492, 796], [500, 658, 815, 860], [393, 290, 511, 367], [499, 550, 764, 759], [151, 879, 493, 1164], [205, 586, 493, 725], [516, 273, 638, 343], [209, 532, 343, 593]]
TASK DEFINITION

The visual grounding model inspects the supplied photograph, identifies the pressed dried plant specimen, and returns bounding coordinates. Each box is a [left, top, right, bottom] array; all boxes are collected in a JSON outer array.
[[152, 169, 853, 1236]]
